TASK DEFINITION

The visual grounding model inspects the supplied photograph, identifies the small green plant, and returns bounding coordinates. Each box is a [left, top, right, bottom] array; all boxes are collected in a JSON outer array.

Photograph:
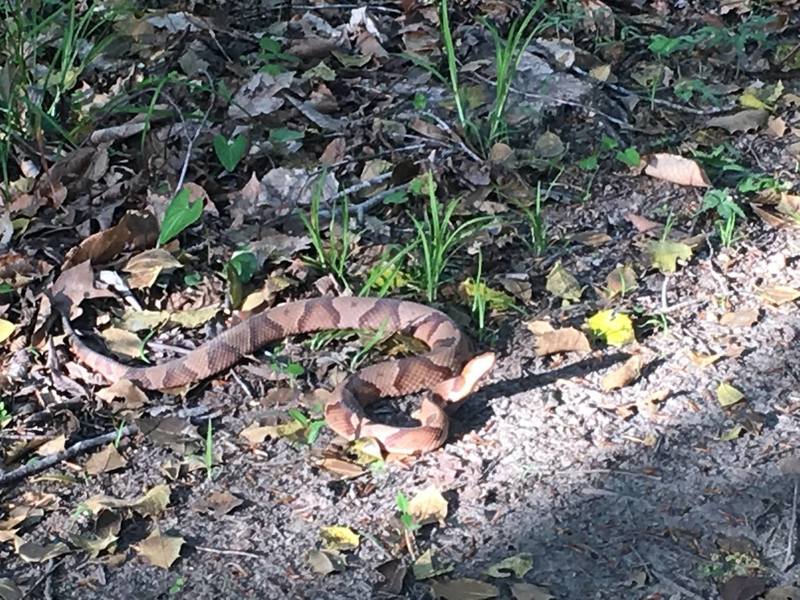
[[287, 408, 326, 445], [301, 176, 351, 287], [438, 0, 548, 152], [225, 249, 259, 307], [349, 322, 389, 371], [113, 420, 126, 448], [395, 492, 419, 533], [204, 418, 214, 481], [262, 345, 304, 380], [258, 35, 301, 75], [212, 133, 248, 172], [157, 187, 204, 246], [411, 172, 492, 302], [615, 146, 641, 168], [359, 244, 417, 297], [644, 312, 670, 334], [168, 576, 187, 595], [700, 189, 745, 247], [471, 251, 488, 332], [697, 551, 762, 580], [0, 401, 11, 428]]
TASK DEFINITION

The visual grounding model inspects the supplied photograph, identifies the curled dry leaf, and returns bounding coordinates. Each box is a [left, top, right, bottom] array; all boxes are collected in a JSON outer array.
[[307, 549, 345, 575], [134, 530, 184, 570], [431, 578, 499, 600], [84, 484, 171, 517], [601, 355, 643, 391], [643, 153, 710, 187], [688, 351, 723, 368], [319, 525, 360, 552], [62, 210, 158, 269], [758, 286, 800, 305], [123, 248, 182, 289], [533, 327, 591, 356], [719, 309, 759, 328], [85, 444, 127, 475], [101, 327, 143, 360], [408, 486, 448, 526], [545, 261, 583, 302], [192, 491, 243, 518]]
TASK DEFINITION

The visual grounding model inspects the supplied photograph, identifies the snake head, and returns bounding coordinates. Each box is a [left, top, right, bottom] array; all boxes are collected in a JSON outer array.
[[433, 351, 496, 406]]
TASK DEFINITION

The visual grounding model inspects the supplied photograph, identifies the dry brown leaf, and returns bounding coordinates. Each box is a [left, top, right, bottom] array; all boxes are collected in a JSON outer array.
[[637, 388, 670, 418], [84, 484, 171, 517], [719, 309, 759, 328], [533, 327, 591, 355], [524, 320, 554, 335], [14, 539, 71, 563], [35, 435, 66, 457], [688, 351, 723, 367], [101, 327, 142, 359], [320, 137, 346, 166], [408, 486, 448, 526], [192, 491, 243, 518], [316, 457, 366, 479], [758, 286, 800, 305], [134, 530, 184, 569], [96, 379, 148, 408], [601, 355, 643, 391], [123, 248, 182, 289], [62, 210, 158, 269], [50, 260, 115, 317], [707, 109, 768, 133], [643, 153, 710, 187], [85, 444, 127, 475], [511, 581, 555, 600], [625, 213, 663, 233], [431, 578, 499, 600]]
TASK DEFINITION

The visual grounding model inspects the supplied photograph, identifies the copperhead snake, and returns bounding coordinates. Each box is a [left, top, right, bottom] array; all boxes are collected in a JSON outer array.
[[60, 297, 496, 455]]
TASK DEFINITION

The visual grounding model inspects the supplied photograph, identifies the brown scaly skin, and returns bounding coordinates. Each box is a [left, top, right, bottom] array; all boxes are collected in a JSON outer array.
[[60, 296, 496, 455]]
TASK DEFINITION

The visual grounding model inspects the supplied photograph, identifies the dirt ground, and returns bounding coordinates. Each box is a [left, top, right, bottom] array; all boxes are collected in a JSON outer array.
[[2, 1, 800, 599]]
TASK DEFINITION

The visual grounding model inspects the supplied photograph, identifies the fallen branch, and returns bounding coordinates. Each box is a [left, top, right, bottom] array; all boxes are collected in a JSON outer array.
[[0, 425, 137, 487]]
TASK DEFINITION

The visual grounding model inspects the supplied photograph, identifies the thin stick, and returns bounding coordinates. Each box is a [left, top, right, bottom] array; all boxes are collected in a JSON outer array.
[[785, 478, 798, 570], [193, 545, 262, 559], [0, 426, 137, 487]]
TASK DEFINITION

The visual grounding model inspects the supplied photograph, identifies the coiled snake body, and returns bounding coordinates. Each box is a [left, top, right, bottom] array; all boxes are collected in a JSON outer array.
[[62, 296, 496, 455]]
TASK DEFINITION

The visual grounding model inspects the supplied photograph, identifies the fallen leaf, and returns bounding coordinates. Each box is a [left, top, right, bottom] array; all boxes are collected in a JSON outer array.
[[533, 327, 591, 355], [758, 286, 800, 305], [719, 309, 759, 328], [602, 355, 643, 391], [192, 491, 243, 518], [35, 435, 66, 457], [50, 260, 115, 316], [484, 553, 534, 578], [707, 109, 768, 133], [316, 457, 366, 479], [644, 153, 710, 187], [239, 420, 304, 444], [545, 261, 583, 302], [431, 578, 499, 600], [413, 549, 453, 580], [134, 530, 184, 569], [0, 578, 22, 600], [646, 239, 693, 273], [511, 582, 555, 600], [720, 424, 745, 441], [718, 575, 765, 600], [604, 263, 638, 299], [586, 310, 635, 347], [320, 526, 360, 552], [307, 549, 345, 575], [688, 351, 723, 367], [62, 210, 158, 269], [408, 486, 448, 526], [84, 484, 171, 517], [765, 585, 800, 600], [124, 248, 182, 289], [717, 382, 745, 407], [228, 71, 293, 119], [101, 327, 143, 359], [14, 539, 70, 563], [0, 319, 15, 343], [85, 444, 127, 475]]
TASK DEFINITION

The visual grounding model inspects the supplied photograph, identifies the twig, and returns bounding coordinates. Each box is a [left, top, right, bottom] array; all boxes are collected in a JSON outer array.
[[661, 275, 669, 312], [785, 478, 799, 570], [0, 426, 137, 487], [164, 70, 216, 195], [422, 111, 482, 163], [193, 545, 262, 559]]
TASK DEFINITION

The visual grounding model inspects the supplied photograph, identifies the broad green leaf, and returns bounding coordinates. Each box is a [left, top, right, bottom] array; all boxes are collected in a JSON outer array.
[[615, 147, 641, 167], [716, 382, 744, 407], [157, 187, 204, 246], [647, 240, 693, 273], [269, 128, 304, 143], [212, 134, 248, 172], [227, 251, 258, 284], [719, 424, 745, 441], [586, 310, 635, 347]]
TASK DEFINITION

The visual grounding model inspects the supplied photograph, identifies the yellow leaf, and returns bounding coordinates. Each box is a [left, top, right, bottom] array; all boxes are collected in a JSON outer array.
[[0, 319, 15, 343], [320, 525, 360, 551], [739, 91, 767, 110], [408, 485, 448, 526], [716, 382, 744, 407], [586, 310, 635, 347], [646, 240, 693, 273]]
